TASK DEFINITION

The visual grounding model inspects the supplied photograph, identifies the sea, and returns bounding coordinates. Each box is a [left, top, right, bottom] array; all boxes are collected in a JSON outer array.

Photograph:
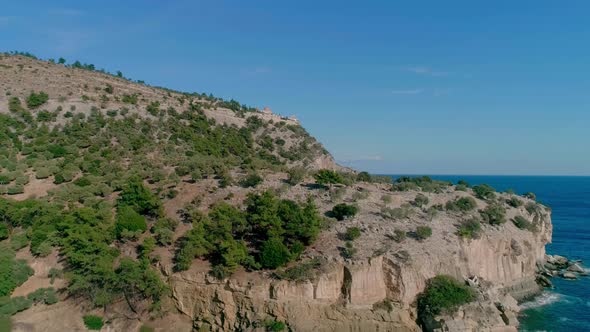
[[387, 175, 590, 331]]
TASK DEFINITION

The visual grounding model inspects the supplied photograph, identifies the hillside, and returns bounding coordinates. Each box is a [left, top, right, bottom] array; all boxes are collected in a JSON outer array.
[[0, 53, 561, 332]]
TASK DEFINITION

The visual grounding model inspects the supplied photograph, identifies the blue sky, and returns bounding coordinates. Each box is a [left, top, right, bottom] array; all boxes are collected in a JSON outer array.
[[2, 1, 589, 175]]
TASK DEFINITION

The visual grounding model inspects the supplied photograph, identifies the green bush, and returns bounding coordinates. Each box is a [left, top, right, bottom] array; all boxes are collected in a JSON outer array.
[[117, 179, 162, 216], [523, 192, 537, 201], [417, 275, 475, 318], [415, 226, 432, 240], [412, 193, 429, 207], [480, 204, 506, 225], [314, 169, 344, 186], [330, 203, 358, 221], [344, 227, 361, 241], [340, 241, 356, 259], [0, 224, 8, 240], [83, 315, 104, 330], [9, 97, 24, 113], [260, 237, 291, 269], [115, 206, 147, 238], [0, 247, 34, 297], [10, 233, 28, 250], [512, 215, 536, 232], [356, 171, 371, 182], [273, 258, 322, 281], [263, 319, 286, 331], [457, 218, 482, 239], [140, 325, 155, 332], [445, 197, 477, 212], [391, 229, 406, 242], [472, 184, 496, 200], [286, 167, 305, 185], [26, 91, 49, 109], [0, 175, 10, 185], [35, 168, 51, 179], [240, 173, 263, 188], [506, 196, 523, 208]]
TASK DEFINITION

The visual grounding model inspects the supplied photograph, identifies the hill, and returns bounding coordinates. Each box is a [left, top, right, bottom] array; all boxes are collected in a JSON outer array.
[[0, 53, 558, 332]]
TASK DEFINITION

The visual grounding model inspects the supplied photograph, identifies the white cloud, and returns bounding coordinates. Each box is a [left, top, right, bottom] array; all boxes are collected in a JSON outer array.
[[391, 88, 423, 95]]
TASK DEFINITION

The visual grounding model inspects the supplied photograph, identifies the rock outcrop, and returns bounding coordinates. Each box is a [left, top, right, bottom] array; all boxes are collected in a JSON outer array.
[[167, 205, 552, 331]]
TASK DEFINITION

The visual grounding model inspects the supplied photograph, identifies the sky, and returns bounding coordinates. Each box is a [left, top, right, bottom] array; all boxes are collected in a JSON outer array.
[[1, 0, 589, 175]]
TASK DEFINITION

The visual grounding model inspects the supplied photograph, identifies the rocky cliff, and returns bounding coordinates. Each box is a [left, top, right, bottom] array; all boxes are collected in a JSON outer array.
[[165, 190, 552, 332]]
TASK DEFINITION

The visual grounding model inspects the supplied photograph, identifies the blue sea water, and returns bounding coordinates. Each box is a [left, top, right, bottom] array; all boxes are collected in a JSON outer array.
[[388, 175, 590, 331]]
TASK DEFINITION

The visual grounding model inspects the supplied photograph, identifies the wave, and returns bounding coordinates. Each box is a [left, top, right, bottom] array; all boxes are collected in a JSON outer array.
[[520, 292, 561, 310]]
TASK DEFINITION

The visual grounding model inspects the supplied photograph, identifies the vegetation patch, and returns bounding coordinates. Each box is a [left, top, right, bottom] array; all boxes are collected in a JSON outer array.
[[83, 315, 104, 330], [417, 275, 475, 320]]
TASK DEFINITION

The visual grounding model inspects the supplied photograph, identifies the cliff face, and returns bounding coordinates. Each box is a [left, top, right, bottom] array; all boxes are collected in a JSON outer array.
[[167, 206, 552, 331]]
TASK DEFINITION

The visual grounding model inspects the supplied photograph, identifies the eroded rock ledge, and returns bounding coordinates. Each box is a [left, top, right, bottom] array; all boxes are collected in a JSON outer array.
[[167, 206, 551, 332]]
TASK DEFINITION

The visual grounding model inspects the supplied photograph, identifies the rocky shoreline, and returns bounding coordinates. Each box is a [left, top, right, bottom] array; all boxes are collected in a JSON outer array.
[[537, 254, 588, 288]]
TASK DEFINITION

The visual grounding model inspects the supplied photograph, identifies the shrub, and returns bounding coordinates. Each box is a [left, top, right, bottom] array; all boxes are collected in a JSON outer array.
[[415, 226, 432, 240], [356, 171, 371, 182], [340, 241, 357, 259], [273, 258, 322, 281], [140, 325, 155, 332], [263, 319, 286, 331], [351, 189, 369, 201], [525, 202, 542, 215], [480, 204, 506, 225], [457, 218, 482, 239], [121, 94, 138, 104], [0, 224, 8, 240], [115, 206, 147, 238], [472, 184, 495, 200], [506, 196, 523, 208], [117, 179, 162, 216], [381, 205, 413, 220], [9, 97, 24, 113], [513, 215, 536, 232], [260, 237, 291, 269], [330, 203, 358, 221], [445, 197, 477, 212], [314, 169, 344, 186], [344, 227, 361, 241], [83, 315, 104, 330], [7, 185, 24, 195], [73, 177, 92, 187], [26, 91, 49, 109], [35, 168, 51, 179], [10, 233, 28, 250], [417, 275, 475, 318], [286, 167, 305, 185], [524, 192, 537, 201], [391, 229, 406, 242], [457, 180, 470, 187], [240, 173, 263, 188], [412, 193, 429, 208], [455, 184, 467, 191], [0, 248, 34, 296]]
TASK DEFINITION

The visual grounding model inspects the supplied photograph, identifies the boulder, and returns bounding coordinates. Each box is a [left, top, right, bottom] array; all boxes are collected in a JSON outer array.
[[561, 272, 577, 280], [553, 255, 569, 267], [567, 263, 585, 274], [536, 275, 553, 288]]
